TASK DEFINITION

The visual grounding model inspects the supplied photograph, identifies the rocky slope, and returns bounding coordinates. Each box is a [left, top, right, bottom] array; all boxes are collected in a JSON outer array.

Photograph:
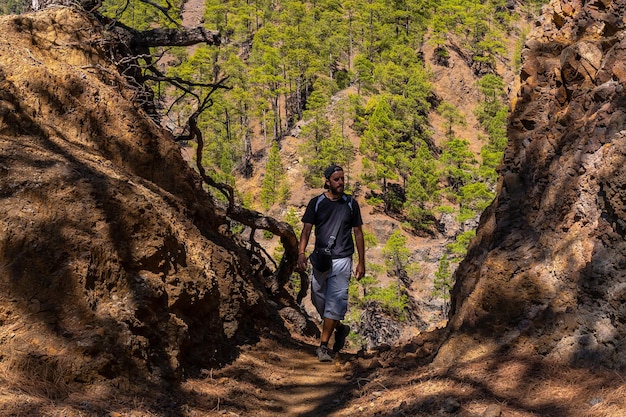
[[439, 0, 626, 370], [0, 6, 287, 394]]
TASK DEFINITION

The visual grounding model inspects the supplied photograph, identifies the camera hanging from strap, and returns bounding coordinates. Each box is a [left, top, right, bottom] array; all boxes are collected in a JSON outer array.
[[309, 211, 343, 273]]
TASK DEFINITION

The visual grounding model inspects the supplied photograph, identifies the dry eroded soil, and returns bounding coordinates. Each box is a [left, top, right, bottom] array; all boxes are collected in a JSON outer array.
[[2, 332, 626, 417]]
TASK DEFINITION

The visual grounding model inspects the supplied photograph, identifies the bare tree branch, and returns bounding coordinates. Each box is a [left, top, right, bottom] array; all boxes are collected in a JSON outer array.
[[135, 0, 180, 27], [131, 27, 221, 48], [177, 90, 299, 294], [227, 205, 299, 293], [51, 0, 301, 296]]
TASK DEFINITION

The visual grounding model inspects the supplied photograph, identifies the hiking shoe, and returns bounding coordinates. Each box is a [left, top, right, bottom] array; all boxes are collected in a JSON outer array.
[[333, 324, 350, 353], [316, 345, 333, 362]]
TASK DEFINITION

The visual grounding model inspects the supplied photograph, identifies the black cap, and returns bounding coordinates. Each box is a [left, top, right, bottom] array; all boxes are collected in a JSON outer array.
[[324, 164, 343, 179]]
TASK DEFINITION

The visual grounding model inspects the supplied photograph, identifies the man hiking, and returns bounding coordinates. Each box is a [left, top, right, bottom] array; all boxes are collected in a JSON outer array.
[[297, 164, 365, 362]]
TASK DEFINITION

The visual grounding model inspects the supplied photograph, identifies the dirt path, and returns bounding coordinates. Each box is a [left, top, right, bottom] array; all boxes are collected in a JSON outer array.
[[182, 336, 362, 416], [174, 4, 358, 413], [181, 0, 205, 57], [181, 0, 204, 26], [179, 332, 626, 417]]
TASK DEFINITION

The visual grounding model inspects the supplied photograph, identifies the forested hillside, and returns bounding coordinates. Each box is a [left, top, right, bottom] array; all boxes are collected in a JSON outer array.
[[0, 0, 28, 15], [140, 0, 520, 220], [86, 0, 542, 343]]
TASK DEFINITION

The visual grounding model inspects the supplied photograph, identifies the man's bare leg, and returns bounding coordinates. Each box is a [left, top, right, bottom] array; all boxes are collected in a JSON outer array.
[[320, 317, 339, 345]]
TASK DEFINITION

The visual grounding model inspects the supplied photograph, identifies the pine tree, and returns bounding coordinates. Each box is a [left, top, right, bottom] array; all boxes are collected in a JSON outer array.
[[438, 101, 466, 139], [260, 141, 286, 210], [382, 230, 411, 278], [433, 253, 452, 314]]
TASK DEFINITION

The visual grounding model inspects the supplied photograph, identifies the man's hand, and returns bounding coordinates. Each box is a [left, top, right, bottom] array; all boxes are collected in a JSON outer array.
[[354, 261, 365, 281], [296, 253, 308, 271], [297, 223, 313, 272]]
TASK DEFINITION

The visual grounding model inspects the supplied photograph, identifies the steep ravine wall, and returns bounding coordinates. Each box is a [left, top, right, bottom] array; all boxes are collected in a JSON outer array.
[[0, 7, 281, 389], [438, 0, 626, 369]]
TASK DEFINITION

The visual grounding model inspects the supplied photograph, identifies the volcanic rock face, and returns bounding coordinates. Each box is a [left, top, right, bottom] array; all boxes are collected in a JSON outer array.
[[440, 0, 626, 369], [0, 8, 275, 388]]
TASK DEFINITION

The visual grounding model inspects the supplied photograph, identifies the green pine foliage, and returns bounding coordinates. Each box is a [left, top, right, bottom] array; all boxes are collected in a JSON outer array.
[[459, 182, 494, 213], [446, 230, 477, 261], [433, 253, 453, 308], [440, 137, 477, 192], [260, 141, 288, 209], [405, 143, 440, 229], [368, 283, 409, 320], [284, 207, 302, 236], [382, 229, 418, 280], [8, 0, 546, 225], [361, 229, 378, 255], [433, 0, 511, 67], [97, 2, 544, 318], [97, 0, 534, 219], [437, 101, 467, 139], [0, 0, 28, 15], [349, 276, 409, 321], [101, 0, 181, 30]]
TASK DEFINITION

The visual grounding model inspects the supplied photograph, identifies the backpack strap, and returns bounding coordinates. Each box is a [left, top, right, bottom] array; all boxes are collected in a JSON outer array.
[[314, 193, 325, 213]]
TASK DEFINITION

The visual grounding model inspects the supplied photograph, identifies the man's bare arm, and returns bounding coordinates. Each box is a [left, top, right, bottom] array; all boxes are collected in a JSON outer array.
[[353, 225, 365, 280], [297, 223, 313, 271]]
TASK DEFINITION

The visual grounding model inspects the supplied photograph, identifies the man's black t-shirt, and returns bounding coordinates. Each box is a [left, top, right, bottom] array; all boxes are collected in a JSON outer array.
[[301, 193, 363, 259]]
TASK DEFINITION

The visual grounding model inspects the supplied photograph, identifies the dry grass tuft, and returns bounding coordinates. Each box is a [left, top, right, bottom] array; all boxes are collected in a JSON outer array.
[[357, 352, 626, 417], [0, 348, 71, 401]]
